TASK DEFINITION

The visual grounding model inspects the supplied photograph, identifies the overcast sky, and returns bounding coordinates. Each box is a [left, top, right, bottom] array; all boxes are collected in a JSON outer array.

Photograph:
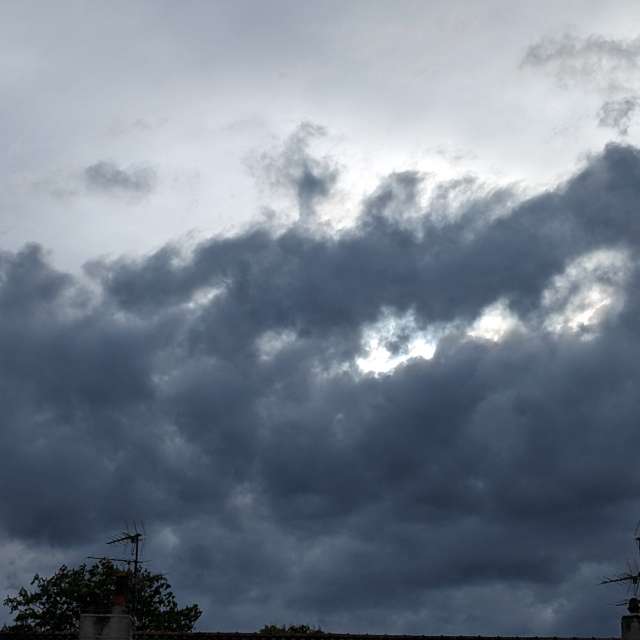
[[4, 1, 640, 636]]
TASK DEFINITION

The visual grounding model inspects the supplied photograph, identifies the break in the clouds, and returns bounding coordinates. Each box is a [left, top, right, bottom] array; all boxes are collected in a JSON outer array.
[[3, 139, 640, 636]]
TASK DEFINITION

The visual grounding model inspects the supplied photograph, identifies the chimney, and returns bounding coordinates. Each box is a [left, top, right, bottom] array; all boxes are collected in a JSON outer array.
[[622, 598, 640, 640], [79, 572, 133, 640]]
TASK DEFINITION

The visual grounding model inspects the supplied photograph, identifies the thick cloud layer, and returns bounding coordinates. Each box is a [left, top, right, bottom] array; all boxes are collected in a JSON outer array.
[[2, 144, 640, 635]]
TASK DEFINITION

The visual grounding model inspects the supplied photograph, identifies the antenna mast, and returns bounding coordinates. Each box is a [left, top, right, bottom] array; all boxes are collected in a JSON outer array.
[[88, 522, 146, 625], [601, 523, 640, 614]]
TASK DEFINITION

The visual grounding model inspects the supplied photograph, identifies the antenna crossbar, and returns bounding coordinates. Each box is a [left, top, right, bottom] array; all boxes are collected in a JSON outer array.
[[88, 524, 146, 626], [87, 556, 148, 564]]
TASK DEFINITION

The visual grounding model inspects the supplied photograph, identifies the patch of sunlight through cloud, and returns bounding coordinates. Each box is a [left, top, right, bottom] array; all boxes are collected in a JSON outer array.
[[542, 248, 631, 336], [348, 251, 630, 378], [356, 309, 437, 375], [468, 298, 523, 341], [186, 285, 223, 309], [256, 329, 298, 360], [357, 301, 523, 376]]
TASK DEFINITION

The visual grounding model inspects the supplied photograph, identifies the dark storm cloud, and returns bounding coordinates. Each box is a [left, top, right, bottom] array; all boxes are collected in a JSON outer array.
[[84, 161, 157, 195], [96, 143, 640, 336], [4, 144, 640, 635], [597, 96, 640, 135]]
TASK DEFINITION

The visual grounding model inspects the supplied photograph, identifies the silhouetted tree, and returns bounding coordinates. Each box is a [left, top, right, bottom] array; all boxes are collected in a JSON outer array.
[[259, 624, 325, 635], [2, 558, 201, 632]]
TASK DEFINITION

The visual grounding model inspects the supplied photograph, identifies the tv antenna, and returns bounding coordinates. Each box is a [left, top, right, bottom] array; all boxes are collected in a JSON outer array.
[[88, 521, 147, 623], [601, 522, 640, 613]]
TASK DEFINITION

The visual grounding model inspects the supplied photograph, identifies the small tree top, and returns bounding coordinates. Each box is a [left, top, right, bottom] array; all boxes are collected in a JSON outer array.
[[259, 625, 325, 635], [2, 558, 201, 633]]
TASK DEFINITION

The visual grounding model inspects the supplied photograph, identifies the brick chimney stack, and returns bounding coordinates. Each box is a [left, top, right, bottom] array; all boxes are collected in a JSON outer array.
[[622, 597, 640, 640], [78, 572, 133, 640]]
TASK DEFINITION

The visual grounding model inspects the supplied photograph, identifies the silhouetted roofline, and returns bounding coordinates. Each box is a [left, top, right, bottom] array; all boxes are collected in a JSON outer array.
[[0, 632, 620, 640]]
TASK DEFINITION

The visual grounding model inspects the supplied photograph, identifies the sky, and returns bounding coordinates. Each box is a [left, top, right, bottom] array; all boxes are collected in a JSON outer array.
[[4, 0, 640, 635]]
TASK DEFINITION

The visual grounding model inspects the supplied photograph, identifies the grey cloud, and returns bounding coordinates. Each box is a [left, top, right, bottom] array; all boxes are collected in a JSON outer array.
[[522, 33, 640, 89], [522, 33, 640, 131], [97, 144, 640, 336], [84, 161, 157, 196], [4, 144, 640, 634], [251, 122, 339, 222], [108, 117, 169, 137], [597, 96, 640, 135]]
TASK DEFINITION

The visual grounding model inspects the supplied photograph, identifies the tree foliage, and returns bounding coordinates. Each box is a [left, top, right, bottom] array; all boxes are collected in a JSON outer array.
[[2, 558, 201, 632], [259, 625, 325, 635]]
